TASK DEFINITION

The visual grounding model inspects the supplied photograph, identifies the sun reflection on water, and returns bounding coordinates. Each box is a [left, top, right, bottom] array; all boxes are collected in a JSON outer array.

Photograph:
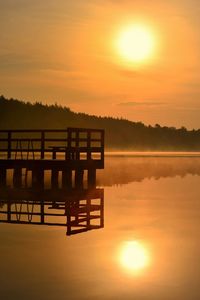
[[118, 241, 151, 275]]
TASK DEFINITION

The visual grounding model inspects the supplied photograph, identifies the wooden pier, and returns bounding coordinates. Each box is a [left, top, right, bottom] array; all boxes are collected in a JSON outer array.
[[0, 128, 104, 190]]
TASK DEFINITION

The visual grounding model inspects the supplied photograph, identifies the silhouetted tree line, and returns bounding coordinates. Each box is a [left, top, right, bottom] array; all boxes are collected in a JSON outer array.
[[1, 95, 200, 150]]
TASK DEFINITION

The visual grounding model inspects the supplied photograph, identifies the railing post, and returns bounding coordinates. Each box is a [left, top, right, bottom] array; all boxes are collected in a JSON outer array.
[[101, 130, 105, 167], [75, 131, 80, 160], [7, 131, 11, 159], [41, 131, 45, 159], [87, 131, 91, 161], [67, 129, 72, 160]]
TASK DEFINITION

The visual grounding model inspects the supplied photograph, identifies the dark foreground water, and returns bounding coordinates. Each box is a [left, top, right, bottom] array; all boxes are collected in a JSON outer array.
[[1, 155, 200, 300]]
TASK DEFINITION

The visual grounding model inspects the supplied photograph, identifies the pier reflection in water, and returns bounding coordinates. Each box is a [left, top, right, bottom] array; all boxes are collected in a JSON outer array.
[[0, 187, 104, 236]]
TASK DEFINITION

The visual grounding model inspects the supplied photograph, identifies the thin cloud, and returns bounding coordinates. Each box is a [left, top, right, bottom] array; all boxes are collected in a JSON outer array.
[[118, 101, 166, 106]]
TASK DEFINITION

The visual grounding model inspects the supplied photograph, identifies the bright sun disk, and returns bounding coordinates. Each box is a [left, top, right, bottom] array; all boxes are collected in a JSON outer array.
[[116, 24, 155, 64]]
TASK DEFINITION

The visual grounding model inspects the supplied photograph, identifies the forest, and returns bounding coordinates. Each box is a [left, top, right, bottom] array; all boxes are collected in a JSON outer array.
[[1, 95, 200, 150]]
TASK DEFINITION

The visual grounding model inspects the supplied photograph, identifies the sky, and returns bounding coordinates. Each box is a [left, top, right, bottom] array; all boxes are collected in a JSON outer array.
[[1, 0, 200, 129]]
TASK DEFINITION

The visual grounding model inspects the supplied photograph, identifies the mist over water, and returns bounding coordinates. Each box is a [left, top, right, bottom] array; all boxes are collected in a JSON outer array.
[[98, 154, 200, 186], [1, 155, 200, 300]]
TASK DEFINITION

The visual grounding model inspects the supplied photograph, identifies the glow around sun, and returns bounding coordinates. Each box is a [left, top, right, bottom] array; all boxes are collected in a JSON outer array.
[[115, 24, 156, 65]]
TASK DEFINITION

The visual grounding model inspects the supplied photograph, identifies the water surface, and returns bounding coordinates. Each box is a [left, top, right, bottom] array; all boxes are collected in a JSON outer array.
[[1, 155, 200, 300]]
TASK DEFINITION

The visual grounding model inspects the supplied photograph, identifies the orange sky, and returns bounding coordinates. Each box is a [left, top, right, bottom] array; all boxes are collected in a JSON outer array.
[[1, 0, 200, 128]]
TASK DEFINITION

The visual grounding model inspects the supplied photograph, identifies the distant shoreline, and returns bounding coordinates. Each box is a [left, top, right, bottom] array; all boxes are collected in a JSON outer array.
[[105, 151, 200, 157]]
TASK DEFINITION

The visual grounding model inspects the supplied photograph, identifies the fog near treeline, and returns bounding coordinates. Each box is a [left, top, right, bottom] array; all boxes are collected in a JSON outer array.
[[1, 95, 200, 150]]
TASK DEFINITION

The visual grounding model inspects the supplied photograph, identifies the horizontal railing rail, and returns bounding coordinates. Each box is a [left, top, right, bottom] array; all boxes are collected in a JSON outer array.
[[0, 128, 104, 133]]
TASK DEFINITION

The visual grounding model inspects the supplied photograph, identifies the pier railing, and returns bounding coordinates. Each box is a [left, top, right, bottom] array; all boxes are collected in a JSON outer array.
[[0, 128, 104, 164]]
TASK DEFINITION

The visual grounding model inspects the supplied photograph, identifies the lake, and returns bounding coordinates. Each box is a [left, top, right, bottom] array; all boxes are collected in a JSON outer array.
[[1, 154, 200, 300]]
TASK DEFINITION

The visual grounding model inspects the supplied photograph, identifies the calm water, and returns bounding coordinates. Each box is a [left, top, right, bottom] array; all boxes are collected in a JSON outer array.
[[1, 155, 200, 300]]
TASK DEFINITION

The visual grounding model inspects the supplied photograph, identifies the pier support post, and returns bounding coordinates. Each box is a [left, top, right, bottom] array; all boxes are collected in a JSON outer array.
[[66, 200, 71, 235], [0, 168, 6, 188], [62, 169, 72, 189], [100, 190, 104, 228], [40, 199, 44, 224], [7, 199, 11, 222], [13, 167, 22, 188], [32, 168, 44, 190], [86, 198, 91, 228], [51, 169, 59, 189], [88, 168, 96, 188], [75, 169, 84, 189]]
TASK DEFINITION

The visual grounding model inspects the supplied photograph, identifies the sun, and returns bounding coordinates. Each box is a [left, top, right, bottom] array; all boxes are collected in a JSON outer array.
[[116, 24, 155, 65], [118, 241, 150, 274]]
